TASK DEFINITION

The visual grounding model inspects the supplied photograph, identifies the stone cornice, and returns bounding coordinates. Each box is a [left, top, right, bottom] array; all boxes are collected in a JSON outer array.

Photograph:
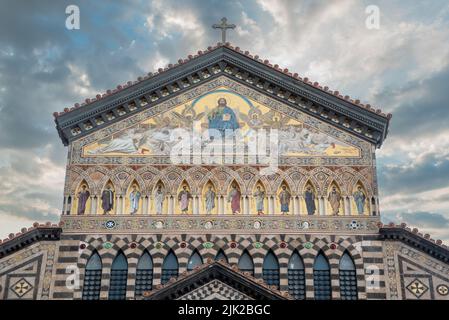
[[0, 225, 61, 259], [59, 214, 380, 235]]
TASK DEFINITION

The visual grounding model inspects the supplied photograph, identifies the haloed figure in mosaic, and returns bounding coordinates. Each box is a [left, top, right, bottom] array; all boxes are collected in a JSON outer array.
[[205, 185, 216, 214], [77, 185, 90, 215], [328, 186, 341, 215], [102, 184, 114, 214], [154, 185, 165, 215], [278, 185, 291, 214], [227, 183, 241, 214], [353, 186, 366, 214], [129, 185, 141, 214], [304, 186, 316, 215], [207, 98, 239, 137], [253, 185, 265, 215], [178, 185, 193, 213]]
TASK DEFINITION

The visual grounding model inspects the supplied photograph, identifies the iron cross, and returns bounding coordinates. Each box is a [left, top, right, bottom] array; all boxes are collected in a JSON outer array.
[[212, 17, 236, 43]]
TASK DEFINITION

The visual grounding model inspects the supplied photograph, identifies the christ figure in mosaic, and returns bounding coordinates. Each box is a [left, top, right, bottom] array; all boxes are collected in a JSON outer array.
[[328, 186, 341, 215], [77, 185, 90, 215], [154, 185, 165, 215], [129, 185, 141, 214], [253, 185, 265, 215], [227, 183, 241, 214], [353, 186, 366, 214], [101, 184, 114, 214], [207, 98, 239, 138], [205, 185, 216, 214], [278, 185, 291, 214], [304, 186, 316, 215], [178, 185, 193, 213]]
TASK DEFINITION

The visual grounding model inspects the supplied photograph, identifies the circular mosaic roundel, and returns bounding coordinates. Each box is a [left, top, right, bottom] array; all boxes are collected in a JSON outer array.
[[304, 242, 313, 249], [103, 242, 113, 249], [105, 220, 116, 229], [437, 284, 449, 296], [254, 242, 263, 249]]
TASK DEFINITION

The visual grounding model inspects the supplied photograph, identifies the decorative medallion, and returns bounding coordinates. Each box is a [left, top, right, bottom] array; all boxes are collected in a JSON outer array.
[[202, 242, 214, 249], [279, 242, 287, 249], [130, 242, 137, 249], [154, 220, 164, 229], [253, 221, 261, 229], [348, 220, 360, 230], [10, 278, 33, 298], [406, 278, 429, 298], [204, 221, 213, 229], [330, 243, 337, 250], [103, 242, 113, 249], [304, 242, 313, 249], [437, 284, 449, 296], [253, 242, 263, 249], [180, 242, 187, 249], [155, 242, 163, 249], [79, 243, 86, 250], [230, 242, 237, 249], [302, 221, 310, 229], [105, 220, 116, 229]]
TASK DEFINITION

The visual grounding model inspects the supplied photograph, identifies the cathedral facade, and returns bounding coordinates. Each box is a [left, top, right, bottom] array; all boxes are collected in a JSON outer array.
[[1, 44, 448, 300]]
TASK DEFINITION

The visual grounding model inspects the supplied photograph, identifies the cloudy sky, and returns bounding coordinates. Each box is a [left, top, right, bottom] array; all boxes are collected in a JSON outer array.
[[1, 0, 449, 242]]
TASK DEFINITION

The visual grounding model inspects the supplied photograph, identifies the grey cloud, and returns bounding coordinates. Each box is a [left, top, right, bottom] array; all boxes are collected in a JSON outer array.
[[382, 211, 449, 229]]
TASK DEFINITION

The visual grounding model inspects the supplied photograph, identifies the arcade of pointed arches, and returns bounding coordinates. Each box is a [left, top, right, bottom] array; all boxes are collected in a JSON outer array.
[[64, 165, 379, 216]]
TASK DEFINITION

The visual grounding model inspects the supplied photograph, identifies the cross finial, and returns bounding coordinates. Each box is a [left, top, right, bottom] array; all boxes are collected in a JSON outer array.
[[212, 17, 236, 44]]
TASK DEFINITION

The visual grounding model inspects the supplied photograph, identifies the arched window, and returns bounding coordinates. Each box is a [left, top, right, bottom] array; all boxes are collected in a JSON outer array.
[[108, 252, 128, 300], [187, 250, 203, 270], [238, 250, 254, 276], [161, 250, 179, 284], [339, 252, 358, 300], [262, 251, 280, 289], [82, 251, 102, 300], [288, 251, 305, 300], [215, 249, 228, 263], [135, 251, 153, 297], [313, 252, 331, 300]]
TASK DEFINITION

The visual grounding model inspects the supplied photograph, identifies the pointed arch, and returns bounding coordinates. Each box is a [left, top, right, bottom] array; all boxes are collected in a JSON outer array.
[[262, 250, 280, 289], [82, 251, 102, 300], [126, 179, 142, 214], [161, 250, 179, 284], [352, 181, 368, 215], [303, 180, 318, 216], [135, 251, 153, 297], [100, 179, 115, 214], [339, 251, 358, 300], [108, 251, 128, 300], [177, 180, 193, 214], [238, 250, 254, 276], [73, 179, 91, 215], [214, 249, 229, 263], [288, 251, 305, 300], [327, 180, 343, 216], [187, 250, 203, 270], [252, 180, 267, 214], [227, 179, 242, 214], [313, 252, 331, 300], [202, 180, 217, 214]]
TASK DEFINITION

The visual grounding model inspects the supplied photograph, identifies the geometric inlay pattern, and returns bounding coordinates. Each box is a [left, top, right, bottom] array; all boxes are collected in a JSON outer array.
[[178, 279, 253, 300], [10, 278, 33, 298], [406, 278, 429, 299], [436, 284, 449, 296]]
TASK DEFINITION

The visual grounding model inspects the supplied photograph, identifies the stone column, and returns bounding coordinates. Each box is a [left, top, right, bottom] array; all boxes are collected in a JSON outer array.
[[319, 197, 325, 215], [63, 196, 69, 215], [90, 196, 97, 215], [297, 196, 302, 215], [121, 195, 126, 214]]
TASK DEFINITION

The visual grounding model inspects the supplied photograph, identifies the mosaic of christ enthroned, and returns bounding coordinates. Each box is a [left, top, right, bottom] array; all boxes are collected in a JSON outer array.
[[82, 88, 360, 158]]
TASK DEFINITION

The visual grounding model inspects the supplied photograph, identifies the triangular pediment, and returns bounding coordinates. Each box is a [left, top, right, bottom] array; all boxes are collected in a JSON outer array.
[[69, 78, 372, 166], [144, 261, 290, 300], [55, 46, 390, 147]]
